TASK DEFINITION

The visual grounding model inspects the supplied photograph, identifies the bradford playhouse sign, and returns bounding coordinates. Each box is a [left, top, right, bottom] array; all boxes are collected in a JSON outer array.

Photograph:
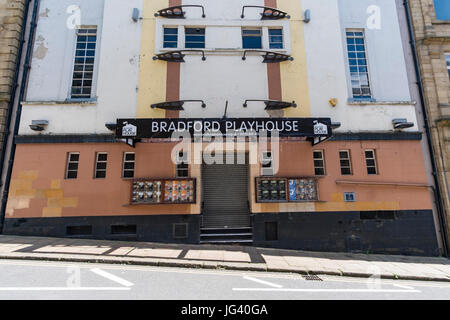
[[116, 118, 333, 142]]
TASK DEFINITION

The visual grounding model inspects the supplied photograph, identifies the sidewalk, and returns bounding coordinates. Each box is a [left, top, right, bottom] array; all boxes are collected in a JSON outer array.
[[0, 235, 449, 282]]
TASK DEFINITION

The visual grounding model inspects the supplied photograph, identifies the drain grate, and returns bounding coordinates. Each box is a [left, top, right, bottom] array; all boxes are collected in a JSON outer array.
[[302, 274, 323, 281]]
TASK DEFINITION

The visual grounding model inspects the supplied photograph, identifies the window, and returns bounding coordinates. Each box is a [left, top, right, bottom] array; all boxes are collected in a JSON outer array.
[[339, 150, 352, 175], [185, 28, 205, 48], [261, 151, 273, 176], [365, 149, 378, 175], [122, 152, 135, 178], [65, 152, 79, 179], [176, 151, 189, 178], [242, 28, 262, 49], [346, 30, 371, 99], [434, 0, 450, 20], [94, 152, 108, 179], [269, 29, 283, 49], [446, 54, 450, 80], [71, 27, 97, 99], [163, 27, 178, 48], [313, 150, 325, 176]]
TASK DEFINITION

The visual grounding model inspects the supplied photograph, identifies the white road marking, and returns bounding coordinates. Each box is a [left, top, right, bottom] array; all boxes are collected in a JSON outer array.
[[243, 276, 283, 288], [392, 283, 415, 290], [0, 287, 130, 291], [232, 288, 421, 293], [90, 268, 134, 287]]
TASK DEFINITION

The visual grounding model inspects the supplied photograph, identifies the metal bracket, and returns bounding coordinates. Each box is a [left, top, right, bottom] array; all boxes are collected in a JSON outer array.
[[243, 99, 297, 110], [153, 50, 206, 63], [241, 6, 290, 19], [242, 50, 294, 63], [155, 5, 206, 18]]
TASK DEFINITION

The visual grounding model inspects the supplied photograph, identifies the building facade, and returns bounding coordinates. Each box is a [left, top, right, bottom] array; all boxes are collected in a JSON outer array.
[[408, 0, 450, 251], [1, 0, 443, 256]]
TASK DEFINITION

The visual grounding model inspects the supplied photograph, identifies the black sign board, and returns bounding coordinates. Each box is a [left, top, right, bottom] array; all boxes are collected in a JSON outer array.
[[116, 118, 332, 139]]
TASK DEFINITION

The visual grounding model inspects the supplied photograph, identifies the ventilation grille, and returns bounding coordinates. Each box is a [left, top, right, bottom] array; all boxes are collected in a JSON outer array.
[[66, 225, 92, 236], [265, 222, 278, 241], [111, 225, 137, 235], [173, 223, 188, 239], [360, 211, 396, 220], [302, 274, 323, 281]]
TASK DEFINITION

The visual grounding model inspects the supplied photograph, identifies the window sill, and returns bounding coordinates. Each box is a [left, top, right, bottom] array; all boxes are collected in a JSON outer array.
[[22, 98, 98, 106], [347, 99, 415, 106], [157, 48, 289, 55]]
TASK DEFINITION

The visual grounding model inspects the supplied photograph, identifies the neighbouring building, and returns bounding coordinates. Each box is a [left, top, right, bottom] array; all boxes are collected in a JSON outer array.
[[0, 0, 27, 178], [407, 0, 450, 253], [1, 0, 445, 256]]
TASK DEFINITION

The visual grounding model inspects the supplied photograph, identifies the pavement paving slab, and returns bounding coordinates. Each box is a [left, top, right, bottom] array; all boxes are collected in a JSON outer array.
[[0, 235, 448, 282]]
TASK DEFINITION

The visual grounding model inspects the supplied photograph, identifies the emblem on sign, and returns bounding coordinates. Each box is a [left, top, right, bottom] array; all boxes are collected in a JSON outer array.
[[313, 121, 328, 135], [122, 122, 137, 137]]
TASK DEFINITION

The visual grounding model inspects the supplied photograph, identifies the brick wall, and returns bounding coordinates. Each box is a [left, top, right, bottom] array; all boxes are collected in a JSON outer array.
[[408, 0, 450, 243], [0, 0, 26, 150]]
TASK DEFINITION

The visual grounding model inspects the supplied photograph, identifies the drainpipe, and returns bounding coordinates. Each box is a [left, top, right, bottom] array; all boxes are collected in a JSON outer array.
[[403, 0, 449, 257], [0, 0, 40, 231]]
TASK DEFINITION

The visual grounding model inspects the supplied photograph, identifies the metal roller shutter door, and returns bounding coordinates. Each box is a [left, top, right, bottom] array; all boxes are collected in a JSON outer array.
[[202, 163, 250, 228]]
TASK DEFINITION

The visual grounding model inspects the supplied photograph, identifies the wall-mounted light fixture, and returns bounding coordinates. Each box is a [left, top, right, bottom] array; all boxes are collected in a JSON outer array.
[[331, 122, 341, 129], [29, 120, 48, 131], [302, 9, 311, 23], [154, 5, 206, 18], [243, 100, 296, 110], [153, 50, 206, 63], [242, 50, 293, 63], [151, 100, 206, 111], [105, 122, 117, 131], [392, 118, 414, 129], [132, 8, 141, 22], [241, 6, 290, 19]]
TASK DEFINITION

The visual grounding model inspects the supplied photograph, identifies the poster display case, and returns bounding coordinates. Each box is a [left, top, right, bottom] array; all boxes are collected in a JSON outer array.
[[131, 178, 196, 204], [256, 177, 319, 203]]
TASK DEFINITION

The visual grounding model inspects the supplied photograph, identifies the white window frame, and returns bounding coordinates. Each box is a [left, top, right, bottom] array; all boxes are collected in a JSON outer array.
[[313, 150, 326, 176], [122, 152, 135, 179], [184, 27, 206, 49], [446, 53, 450, 80], [65, 152, 80, 180], [268, 28, 284, 49], [345, 29, 372, 100], [339, 150, 353, 175], [163, 26, 179, 49], [242, 27, 263, 49], [365, 149, 378, 175], [70, 26, 98, 100], [94, 152, 108, 179]]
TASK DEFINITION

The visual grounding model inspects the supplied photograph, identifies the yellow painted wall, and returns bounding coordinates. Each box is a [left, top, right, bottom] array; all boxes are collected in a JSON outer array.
[[282, 0, 311, 117], [137, 0, 167, 118]]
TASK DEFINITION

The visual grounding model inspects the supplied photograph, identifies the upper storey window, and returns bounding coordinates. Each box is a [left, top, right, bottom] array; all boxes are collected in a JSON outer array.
[[71, 27, 97, 99], [185, 28, 205, 48], [269, 28, 283, 49], [434, 0, 450, 20], [163, 27, 178, 48], [346, 30, 372, 100], [242, 28, 262, 49], [446, 54, 450, 80]]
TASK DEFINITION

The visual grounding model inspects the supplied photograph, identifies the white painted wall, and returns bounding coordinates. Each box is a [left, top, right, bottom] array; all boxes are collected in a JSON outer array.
[[19, 0, 142, 135], [303, 0, 418, 132]]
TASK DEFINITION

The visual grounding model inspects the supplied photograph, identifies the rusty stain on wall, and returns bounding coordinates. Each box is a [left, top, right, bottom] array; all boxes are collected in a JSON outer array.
[[6, 171, 78, 218], [39, 8, 50, 18], [34, 35, 48, 60]]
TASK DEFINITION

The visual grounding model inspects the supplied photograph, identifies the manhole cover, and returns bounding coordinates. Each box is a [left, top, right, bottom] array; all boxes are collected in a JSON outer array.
[[302, 274, 323, 281]]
